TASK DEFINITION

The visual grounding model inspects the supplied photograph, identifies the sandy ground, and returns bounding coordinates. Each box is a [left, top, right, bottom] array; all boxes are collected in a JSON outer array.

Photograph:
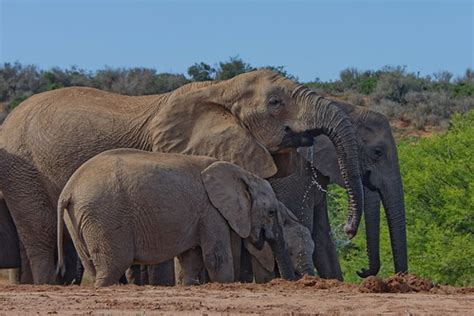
[[0, 275, 473, 315]]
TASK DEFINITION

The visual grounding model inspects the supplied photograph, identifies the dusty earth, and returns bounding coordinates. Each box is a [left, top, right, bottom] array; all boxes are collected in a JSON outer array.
[[0, 274, 473, 315]]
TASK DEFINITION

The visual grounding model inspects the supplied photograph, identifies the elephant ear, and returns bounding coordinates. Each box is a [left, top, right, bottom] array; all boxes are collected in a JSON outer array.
[[298, 135, 345, 187], [278, 201, 299, 223], [149, 94, 277, 179], [201, 161, 252, 239], [243, 240, 275, 273]]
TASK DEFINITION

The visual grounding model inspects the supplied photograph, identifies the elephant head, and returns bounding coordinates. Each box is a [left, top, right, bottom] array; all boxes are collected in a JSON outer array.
[[151, 70, 364, 238], [201, 161, 297, 280], [277, 202, 315, 277], [299, 101, 407, 277], [245, 201, 316, 278]]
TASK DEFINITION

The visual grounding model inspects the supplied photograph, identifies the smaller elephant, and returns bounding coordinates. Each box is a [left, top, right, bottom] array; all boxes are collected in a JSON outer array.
[[247, 201, 315, 283], [177, 201, 315, 285], [57, 149, 296, 287]]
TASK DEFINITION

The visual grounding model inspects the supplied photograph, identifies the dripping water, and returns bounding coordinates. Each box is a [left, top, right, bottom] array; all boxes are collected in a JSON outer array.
[[299, 145, 351, 247]]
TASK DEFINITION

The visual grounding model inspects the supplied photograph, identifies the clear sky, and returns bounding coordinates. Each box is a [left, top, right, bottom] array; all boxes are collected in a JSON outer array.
[[0, 0, 472, 82]]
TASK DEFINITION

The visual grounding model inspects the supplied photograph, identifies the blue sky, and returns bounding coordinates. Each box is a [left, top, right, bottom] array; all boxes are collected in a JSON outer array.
[[0, 0, 472, 82]]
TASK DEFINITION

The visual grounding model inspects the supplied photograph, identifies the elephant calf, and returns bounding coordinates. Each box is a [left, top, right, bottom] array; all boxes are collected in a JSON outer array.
[[177, 201, 315, 285], [56, 149, 296, 287]]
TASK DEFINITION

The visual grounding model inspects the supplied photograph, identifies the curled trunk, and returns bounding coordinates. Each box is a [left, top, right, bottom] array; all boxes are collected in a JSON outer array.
[[295, 92, 364, 238]]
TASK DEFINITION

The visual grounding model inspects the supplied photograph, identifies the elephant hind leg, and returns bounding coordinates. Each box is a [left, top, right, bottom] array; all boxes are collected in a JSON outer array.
[[146, 261, 176, 286], [4, 189, 57, 284], [81, 219, 134, 288], [312, 198, 343, 281]]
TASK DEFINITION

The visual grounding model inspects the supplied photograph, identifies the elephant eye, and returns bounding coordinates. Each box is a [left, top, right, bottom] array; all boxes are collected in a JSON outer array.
[[268, 96, 282, 107], [268, 209, 276, 217], [370, 147, 384, 161]]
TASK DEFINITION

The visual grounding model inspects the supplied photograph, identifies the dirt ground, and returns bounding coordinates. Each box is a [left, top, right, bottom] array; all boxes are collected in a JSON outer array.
[[0, 274, 473, 315]]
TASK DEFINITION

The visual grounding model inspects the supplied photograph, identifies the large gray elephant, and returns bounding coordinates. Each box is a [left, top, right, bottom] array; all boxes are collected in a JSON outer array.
[[274, 101, 407, 279], [0, 70, 364, 284], [57, 150, 297, 287]]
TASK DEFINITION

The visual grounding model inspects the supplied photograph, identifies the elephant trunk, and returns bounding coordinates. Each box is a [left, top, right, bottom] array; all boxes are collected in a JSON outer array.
[[299, 262, 315, 276], [357, 188, 381, 277], [295, 91, 364, 238], [266, 225, 297, 281], [379, 173, 408, 274]]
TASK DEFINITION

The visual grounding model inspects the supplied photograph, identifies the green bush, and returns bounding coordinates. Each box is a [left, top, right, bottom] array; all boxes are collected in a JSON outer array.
[[7, 96, 28, 111], [329, 110, 474, 286]]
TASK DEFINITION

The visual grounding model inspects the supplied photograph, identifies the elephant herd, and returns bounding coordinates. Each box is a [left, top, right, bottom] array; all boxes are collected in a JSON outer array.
[[0, 70, 407, 286]]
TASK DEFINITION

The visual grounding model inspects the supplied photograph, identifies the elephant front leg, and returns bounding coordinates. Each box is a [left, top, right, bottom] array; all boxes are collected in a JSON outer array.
[[18, 240, 33, 284], [312, 197, 343, 281], [146, 261, 175, 286], [251, 257, 275, 284], [126, 265, 142, 285], [200, 227, 234, 283], [178, 247, 208, 285]]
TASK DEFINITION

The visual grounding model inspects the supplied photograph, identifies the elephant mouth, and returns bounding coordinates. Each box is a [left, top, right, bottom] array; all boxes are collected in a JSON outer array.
[[362, 170, 378, 192], [279, 127, 322, 149]]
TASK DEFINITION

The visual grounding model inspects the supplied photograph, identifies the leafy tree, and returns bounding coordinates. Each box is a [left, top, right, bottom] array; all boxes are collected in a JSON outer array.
[[153, 73, 189, 93], [215, 56, 254, 80], [187, 62, 215, 81]]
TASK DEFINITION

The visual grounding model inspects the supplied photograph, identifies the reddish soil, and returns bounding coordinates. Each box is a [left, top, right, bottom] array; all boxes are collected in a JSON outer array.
[[0, 274, 472, 315]]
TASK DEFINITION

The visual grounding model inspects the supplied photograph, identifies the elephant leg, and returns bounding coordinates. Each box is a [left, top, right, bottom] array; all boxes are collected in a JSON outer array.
[[174, 258, 183, 285], [60, 238, 80, 284], [140, 265, 149, 285], [229, 231, 241, 281], [126, 265, 142, 285], [146, 261, 175, 286], [8, 269, 20, 284], [3, 182, 58, 284], [178, 247, 207, 285], [201, 230, 234, 283], [312, 197, 343, 281], [73, 259, 85, 285], [239, 245, 254, 283], [251, 257, 275, 284], [18, 240, 33, 284], [95, 264, 130, 287]]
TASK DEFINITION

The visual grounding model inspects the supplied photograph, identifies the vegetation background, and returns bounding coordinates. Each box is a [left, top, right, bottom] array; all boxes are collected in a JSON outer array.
[[1, 58, 473, 286]]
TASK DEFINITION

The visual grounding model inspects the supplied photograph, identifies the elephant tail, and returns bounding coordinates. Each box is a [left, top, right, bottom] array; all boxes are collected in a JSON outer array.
[[56, 194, 70, 278]]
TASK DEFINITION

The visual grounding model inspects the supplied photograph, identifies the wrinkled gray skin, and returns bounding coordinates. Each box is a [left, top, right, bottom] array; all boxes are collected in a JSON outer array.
[[177, 202, 315, 285], [295, 102, 407, 278], [270, 155, 342, 280], [0, 70, 364, 284], [57, 150, 296, 287]]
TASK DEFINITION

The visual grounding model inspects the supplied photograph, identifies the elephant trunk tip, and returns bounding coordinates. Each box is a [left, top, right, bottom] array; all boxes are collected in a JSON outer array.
[[343, 220, 358, 240]]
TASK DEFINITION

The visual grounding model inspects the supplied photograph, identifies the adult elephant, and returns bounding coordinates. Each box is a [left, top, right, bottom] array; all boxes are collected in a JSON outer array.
[[273, 101, 407, 279], [0, 70, 364, 284]]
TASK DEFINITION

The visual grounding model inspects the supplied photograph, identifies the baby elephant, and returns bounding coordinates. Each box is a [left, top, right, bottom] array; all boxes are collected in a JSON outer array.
[[246, 202, 315, 283], [57, 149, 296, 287], [177, 202, 315, 285]]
